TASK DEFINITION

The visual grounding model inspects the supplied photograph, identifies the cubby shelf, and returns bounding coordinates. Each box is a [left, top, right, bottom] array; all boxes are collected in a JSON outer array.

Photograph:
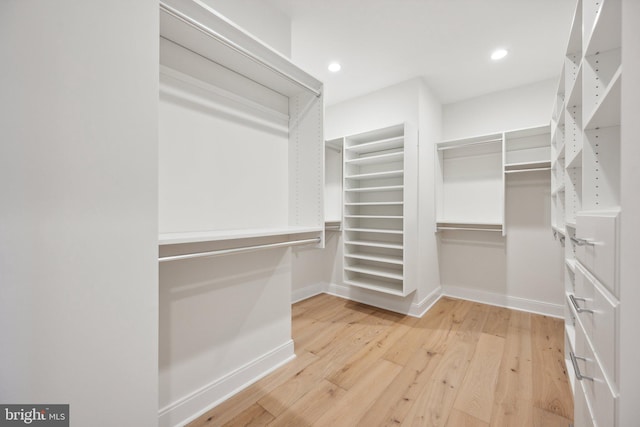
[[345, 239, 404, 250], [344, 151, 404, 166], [342, 123, 417, 296]]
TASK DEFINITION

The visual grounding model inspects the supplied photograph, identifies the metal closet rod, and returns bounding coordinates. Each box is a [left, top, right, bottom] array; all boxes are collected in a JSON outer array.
[[159, 237, 321, 262], [161, 4, 322, 98]]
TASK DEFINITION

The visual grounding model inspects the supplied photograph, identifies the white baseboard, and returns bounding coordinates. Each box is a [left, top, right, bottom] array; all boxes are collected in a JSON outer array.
[[441, 284, 564, 318], [158, 340, 295, 427], [291, 282, 327, 304], [326, 282, 442, 317]]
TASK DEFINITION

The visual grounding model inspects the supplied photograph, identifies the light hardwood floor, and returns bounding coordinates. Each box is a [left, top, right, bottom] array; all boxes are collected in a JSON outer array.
[[188, 294, 573, 427]]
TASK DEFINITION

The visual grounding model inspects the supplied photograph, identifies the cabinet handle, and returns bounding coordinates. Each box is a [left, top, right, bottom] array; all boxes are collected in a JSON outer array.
[[570, 351, 594, 381], [570, 236, 596, 246], [569, 294, 595, 314]]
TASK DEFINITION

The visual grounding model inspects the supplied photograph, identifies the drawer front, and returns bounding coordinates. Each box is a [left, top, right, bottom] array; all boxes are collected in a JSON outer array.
[[575, 211, 619, 295], [574, 378, 596, 427], [574, 322, 617, 427], [572, 262, 618, 385]]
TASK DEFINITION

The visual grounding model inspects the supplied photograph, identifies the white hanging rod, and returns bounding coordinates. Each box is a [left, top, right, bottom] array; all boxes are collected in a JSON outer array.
[[437, 137, 503, 151], [160, 3, 322, 98], [504, 167, 552, 173], [159, 237, 320, 262]]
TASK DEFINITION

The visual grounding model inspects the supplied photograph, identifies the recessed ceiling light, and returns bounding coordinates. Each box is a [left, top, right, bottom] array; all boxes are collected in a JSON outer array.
[[328, 62, 341, 72], [491, 48, 508, 60]]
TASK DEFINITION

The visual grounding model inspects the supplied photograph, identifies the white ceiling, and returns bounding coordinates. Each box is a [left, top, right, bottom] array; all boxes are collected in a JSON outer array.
[[267, 0, 577, 106]]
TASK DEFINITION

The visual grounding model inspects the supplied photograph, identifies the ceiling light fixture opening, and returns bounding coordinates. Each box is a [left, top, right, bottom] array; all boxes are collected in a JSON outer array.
[[328, 62, 341, 72], [491, 48, 508, 61]]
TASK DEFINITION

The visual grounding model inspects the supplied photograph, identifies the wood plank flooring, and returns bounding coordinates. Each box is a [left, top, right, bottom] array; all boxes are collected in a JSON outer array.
[[188, 295, 573, 427]]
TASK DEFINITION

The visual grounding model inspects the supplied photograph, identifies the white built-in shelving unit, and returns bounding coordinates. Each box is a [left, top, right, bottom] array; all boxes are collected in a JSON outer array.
[[342, 124, 418, 296], [551, 0, 622, 425], [436, 125, 550, 235], [157, 0, 324, 261]]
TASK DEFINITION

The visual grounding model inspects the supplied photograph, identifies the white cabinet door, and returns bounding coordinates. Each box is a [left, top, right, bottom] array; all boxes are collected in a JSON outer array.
[[574, 320, 617, 427], [573, 262, 619, 384], [575, 211, 619, 294]]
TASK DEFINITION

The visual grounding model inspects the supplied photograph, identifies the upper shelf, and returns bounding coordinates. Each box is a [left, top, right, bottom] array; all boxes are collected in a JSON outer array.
[[159, 226, 322, 246], [159, 0, 322, 98]]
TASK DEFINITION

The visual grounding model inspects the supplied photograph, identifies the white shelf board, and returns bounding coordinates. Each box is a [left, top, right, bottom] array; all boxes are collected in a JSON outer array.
[[345, 265, 403, 281], [344, 227, 403, 235], [437, 133, 502, 149], [345, 151, 404, 166], [345, 185, 404, 193], [565, 258, 577, 272], [345, 136, 404, 154], [345, 201, 403, 206], [345, 170, 404, 180], [345, 252, 403, 265], [344, 277, 405, 296], [345, 239, 403, 250], [159, 225, 322, 245], [344, 215, 403, 219]]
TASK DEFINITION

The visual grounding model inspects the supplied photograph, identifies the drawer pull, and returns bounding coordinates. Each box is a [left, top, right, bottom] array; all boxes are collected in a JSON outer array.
[[569, 294, 594, 314], [570, 236, 596, 246], [570, 351, 594, 381]]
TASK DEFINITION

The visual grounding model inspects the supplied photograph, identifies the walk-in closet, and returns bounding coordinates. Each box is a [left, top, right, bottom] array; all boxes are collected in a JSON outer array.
[[2, 0, 639, 426]]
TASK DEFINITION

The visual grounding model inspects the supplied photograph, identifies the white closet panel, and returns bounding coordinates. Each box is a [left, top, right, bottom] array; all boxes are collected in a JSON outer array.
[[157, 0, 324, 253], [159, 71, 289, 234]]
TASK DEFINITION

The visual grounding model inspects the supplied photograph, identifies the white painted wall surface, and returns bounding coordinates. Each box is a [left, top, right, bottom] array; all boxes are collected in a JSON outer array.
[[0, 1, 159, 426], [201, 0, 292, 57], [159, 249, 294, 426], [440, 79, 564, 315], [443, 79, 556, 140]]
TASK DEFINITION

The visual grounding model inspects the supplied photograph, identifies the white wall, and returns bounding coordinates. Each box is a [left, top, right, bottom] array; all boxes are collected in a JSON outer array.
[[443, 79, 556, 140], [440, 79, 564, 315], [0, 1, 159, 426], [299, 77, 442, 315], [159, 249, 294, 426], [201, 0, 291, 57]]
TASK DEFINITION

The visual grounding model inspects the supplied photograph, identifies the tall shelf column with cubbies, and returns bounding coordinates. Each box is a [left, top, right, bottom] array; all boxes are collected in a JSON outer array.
[[342, 124, 418, 296], [551, 0, 622, 425]]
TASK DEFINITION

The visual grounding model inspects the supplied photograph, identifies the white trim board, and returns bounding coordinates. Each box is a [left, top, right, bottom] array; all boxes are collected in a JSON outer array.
[[158, 340, 295, 427], [325, 282, 442, 318], [441, 284, 563, 318], [293, 282, 562, 318], [291, 282, 326, 304]]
